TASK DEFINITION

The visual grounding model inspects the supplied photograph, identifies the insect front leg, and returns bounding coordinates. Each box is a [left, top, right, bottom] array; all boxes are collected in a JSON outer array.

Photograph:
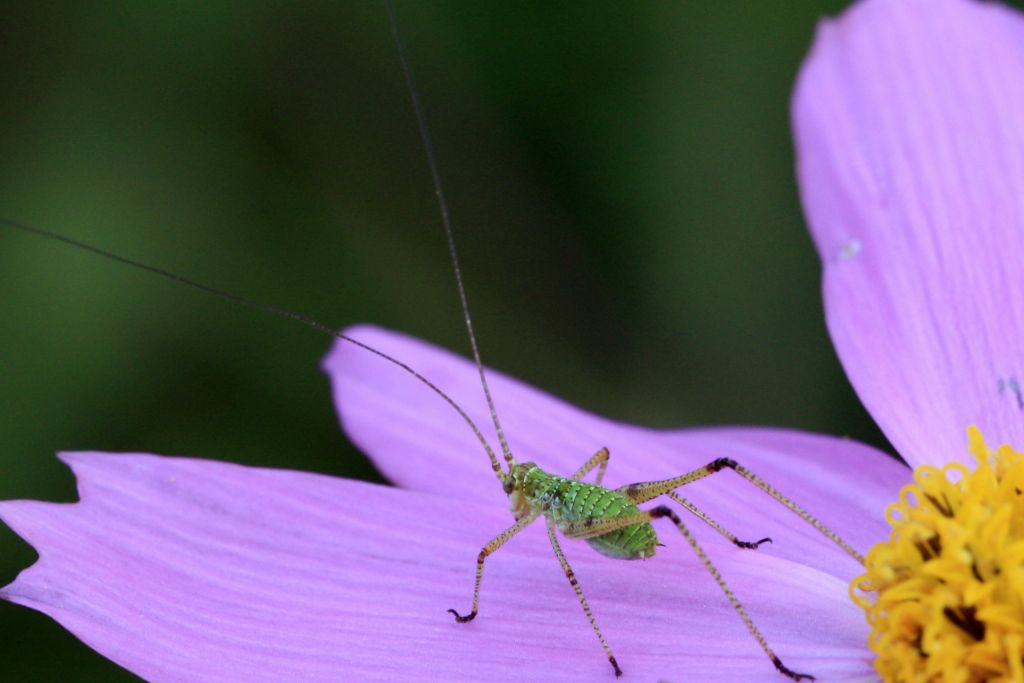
[[570, 447, 610, 484], [447, 510, 541, 623], [545, 516, 622, 678], [617, 458, 863, 563]]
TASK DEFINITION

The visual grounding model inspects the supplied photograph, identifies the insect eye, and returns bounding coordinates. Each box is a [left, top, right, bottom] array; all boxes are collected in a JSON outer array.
[[502, 478, 514, 494]]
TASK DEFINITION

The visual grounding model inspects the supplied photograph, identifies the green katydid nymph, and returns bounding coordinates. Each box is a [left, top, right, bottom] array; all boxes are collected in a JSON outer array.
[[391, 3, 861, 678]]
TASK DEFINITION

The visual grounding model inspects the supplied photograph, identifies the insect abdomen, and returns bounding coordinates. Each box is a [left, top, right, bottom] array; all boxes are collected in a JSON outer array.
[[525, 469, 659, 560]]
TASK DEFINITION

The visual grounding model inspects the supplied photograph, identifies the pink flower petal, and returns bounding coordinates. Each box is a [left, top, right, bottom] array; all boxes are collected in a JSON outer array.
[[2, 452, 874, 681], [793, 0, 1024, 467], [325, 325, 909, 578]]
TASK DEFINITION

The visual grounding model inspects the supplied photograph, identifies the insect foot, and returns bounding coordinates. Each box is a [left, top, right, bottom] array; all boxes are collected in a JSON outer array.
[[446, 608, 477, 623], [734, 536, 772, 550], [707, 457, 739, 473], [773, 655, 815, 681], [610, 655, 622, 678]]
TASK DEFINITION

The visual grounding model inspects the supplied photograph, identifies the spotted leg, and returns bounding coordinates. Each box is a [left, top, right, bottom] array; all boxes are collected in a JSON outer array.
[[546, 516, 622, 678], [447, 509, 541, 623], [571, 448, 768, 549], [618, 458, 863, 563], [570, 447, 610, 484], [561, 505, 814, 681]]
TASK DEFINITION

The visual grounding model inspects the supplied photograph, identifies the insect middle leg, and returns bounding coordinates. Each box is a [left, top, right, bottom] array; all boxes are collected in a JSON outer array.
[[545, 516, 622, 678], [447, 509, 541, 622]]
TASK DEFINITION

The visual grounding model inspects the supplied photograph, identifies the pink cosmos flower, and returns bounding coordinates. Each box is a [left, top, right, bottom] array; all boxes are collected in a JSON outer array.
[[795, 0, 1024, 678], [1, 0, 1019, 680], [0, 325, 902, 682]]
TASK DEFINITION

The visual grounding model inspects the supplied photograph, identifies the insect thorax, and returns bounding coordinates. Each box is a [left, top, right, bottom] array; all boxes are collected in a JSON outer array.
[[507, 462, 659, 560]]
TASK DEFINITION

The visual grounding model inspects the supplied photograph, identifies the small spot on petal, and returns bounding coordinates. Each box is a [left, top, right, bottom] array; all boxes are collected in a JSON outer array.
[[836, 239, 861, 263], [998, 377, 1024, 410]]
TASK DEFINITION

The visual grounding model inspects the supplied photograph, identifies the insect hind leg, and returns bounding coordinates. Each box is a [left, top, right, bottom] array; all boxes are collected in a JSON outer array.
[[619, 457, 863, 564], [557, 505, 809, 679], [648, 505, 814, 682]]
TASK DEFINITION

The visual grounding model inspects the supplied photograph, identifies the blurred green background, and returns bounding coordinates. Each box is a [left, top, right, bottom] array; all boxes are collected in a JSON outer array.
[[0, 0, 954, 679]]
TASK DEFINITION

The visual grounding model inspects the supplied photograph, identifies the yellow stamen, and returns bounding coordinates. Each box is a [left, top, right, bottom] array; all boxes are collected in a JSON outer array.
[[852, 426, 1024, 682]]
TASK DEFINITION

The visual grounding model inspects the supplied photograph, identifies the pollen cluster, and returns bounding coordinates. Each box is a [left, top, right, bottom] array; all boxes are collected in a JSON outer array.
[[852, 427, 1024, 682]]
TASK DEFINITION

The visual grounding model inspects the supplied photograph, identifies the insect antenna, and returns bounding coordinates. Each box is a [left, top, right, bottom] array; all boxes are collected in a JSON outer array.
[[385, 1, 515, 475], [0, 217, 506, 477]]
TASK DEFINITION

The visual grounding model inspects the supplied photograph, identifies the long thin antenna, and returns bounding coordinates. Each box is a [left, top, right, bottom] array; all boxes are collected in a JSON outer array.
[[0, 218, 508, 480], [384, 1, 514, 471]]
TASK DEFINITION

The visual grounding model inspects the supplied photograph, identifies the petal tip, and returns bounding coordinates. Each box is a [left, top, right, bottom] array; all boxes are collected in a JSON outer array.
[[55, 450, 93, 467]]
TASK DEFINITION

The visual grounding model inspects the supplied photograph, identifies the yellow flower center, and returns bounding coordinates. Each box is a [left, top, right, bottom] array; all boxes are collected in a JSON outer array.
[[852, 427, 1024, 682]]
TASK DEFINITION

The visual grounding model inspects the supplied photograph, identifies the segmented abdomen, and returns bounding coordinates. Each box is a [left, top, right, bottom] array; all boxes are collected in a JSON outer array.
[[524, 469, 659, 560]]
